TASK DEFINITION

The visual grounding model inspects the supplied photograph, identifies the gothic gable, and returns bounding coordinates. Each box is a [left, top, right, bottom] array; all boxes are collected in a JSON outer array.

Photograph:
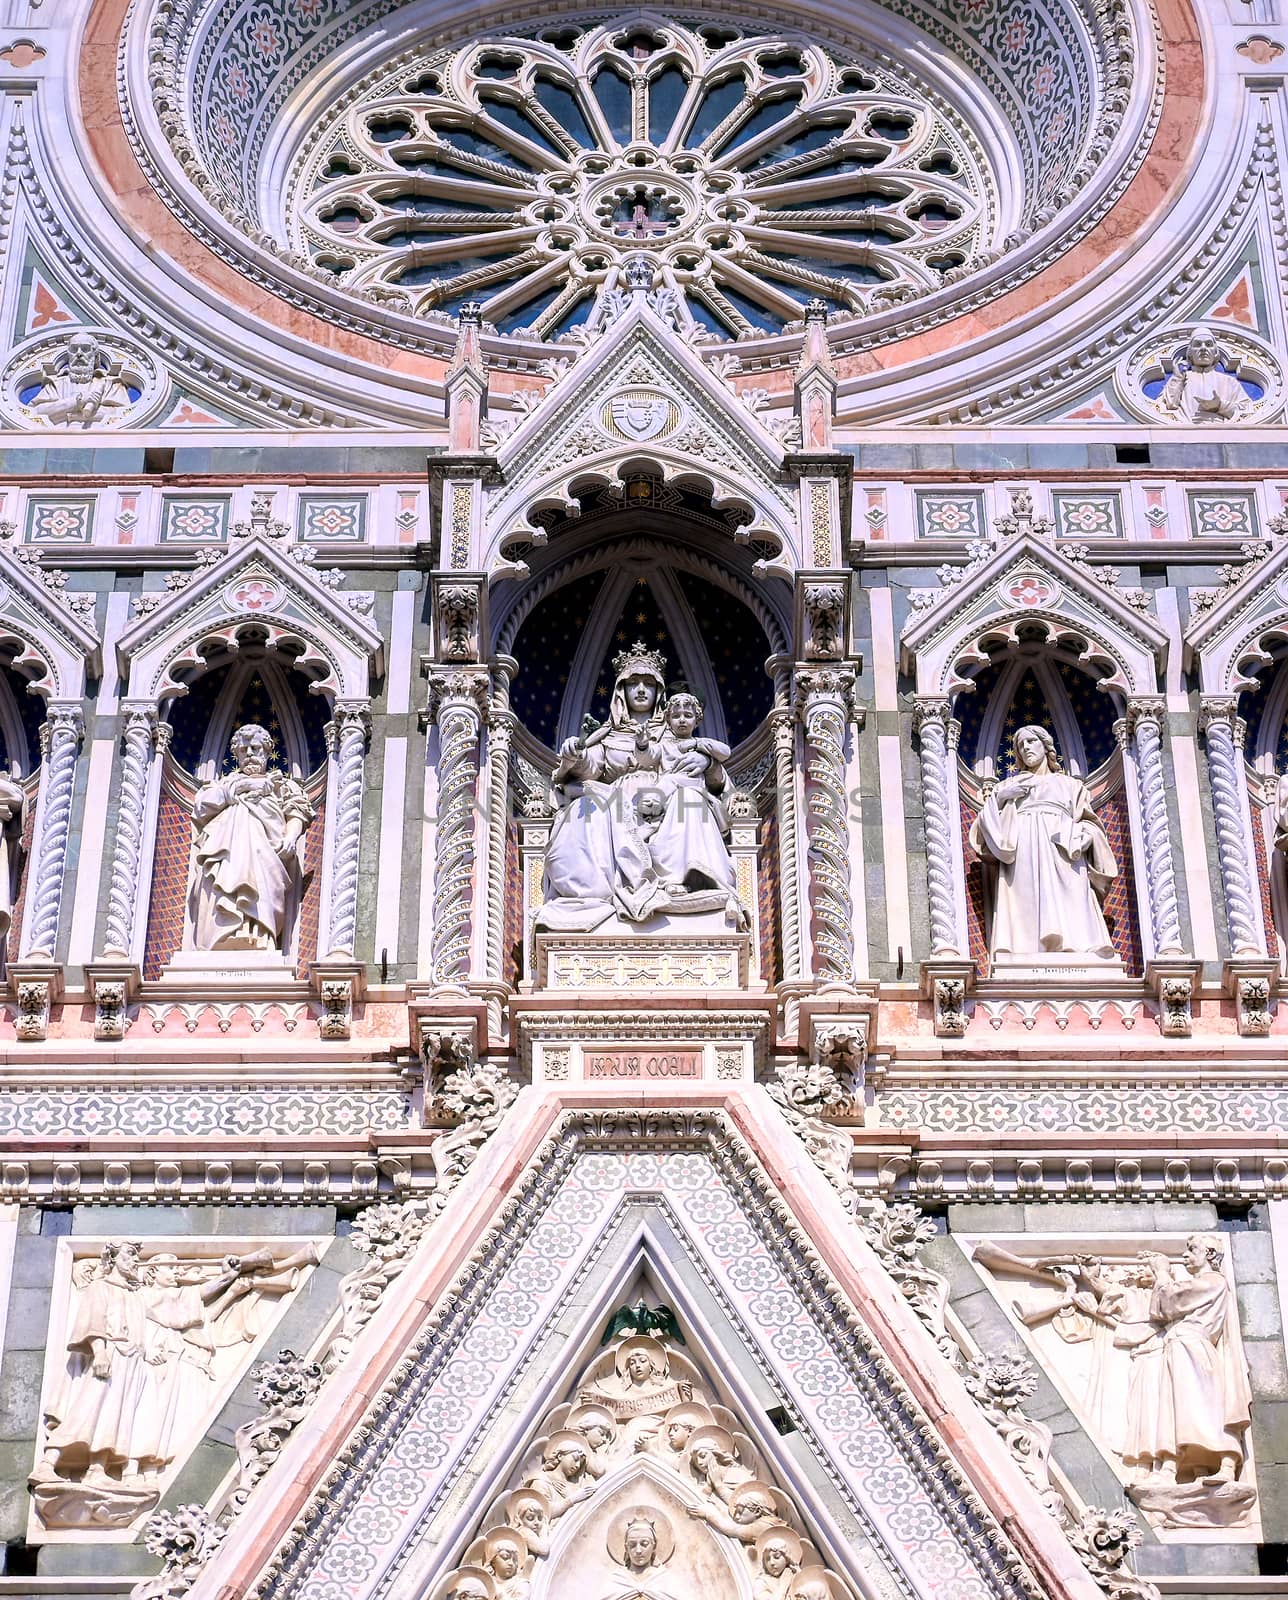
[[116, 535, 383, 703], [1183, 537, 1288, 694], [482, 302, 798, 569], [189, 1102, 1096, 1600], [0, 543, 101, 700], [900, 529, 1168, 699]]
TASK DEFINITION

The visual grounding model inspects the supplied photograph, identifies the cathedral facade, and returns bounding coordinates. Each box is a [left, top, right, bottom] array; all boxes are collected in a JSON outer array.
[[0, 2, 1286, 1598]]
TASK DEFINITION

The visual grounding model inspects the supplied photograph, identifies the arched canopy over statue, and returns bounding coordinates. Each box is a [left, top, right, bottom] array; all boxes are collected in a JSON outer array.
[[535, 643, 742, 933], [969, 724, 1119, 966], [189, 723, 315, 953]]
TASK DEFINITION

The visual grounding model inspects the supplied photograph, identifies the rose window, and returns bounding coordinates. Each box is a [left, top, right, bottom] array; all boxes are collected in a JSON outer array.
[[290, 18, 989, 339]]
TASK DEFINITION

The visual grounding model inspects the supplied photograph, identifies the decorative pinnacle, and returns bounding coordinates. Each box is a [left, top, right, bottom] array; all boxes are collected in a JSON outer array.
[[805, 298, 829, 323], [458, 302, 484, 326]]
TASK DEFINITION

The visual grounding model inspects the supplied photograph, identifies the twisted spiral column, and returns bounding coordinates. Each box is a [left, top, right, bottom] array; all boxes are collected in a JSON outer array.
[[324, 702, 370, 959], [1124, 699, 1183, 956], [913, 698, 964, 957], [429, 672, 487, 989], [797, 668, 857, 987], [1199, 698, 1263, 957], [23, 705, 83, 959], [484, 689, 516, 988], [770, 705, 804, 982], [101, 704, 166, 958]]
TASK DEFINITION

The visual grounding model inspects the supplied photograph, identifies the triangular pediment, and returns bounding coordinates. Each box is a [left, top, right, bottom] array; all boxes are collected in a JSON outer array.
[[1183, 537, 1288, 693], [186, 1099, 1097, 1600], [116, 536, 382, 702], [900, 534, 1167, 698], [484, 304, 798, 565], [0, 545, 101, 700]]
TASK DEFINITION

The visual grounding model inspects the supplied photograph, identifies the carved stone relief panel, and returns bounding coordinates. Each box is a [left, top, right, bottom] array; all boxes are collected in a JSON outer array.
[[432, 1311, 851, 1600], [28, 1236, 323, 1539], [966, 1233, 1259, 1537]]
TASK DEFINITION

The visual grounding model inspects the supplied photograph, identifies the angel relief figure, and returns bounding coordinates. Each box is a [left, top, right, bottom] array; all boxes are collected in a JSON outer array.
[[435, 1311, 853, 1600], [574, 1336, 701, 1451]]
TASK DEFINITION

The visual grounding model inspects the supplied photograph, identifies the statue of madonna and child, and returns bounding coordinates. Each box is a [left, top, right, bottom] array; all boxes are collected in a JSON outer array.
[[534, 643, 746, 934]]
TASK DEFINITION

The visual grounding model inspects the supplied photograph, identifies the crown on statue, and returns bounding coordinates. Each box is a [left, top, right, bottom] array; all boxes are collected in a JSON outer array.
[[613, 640, 668, 680]]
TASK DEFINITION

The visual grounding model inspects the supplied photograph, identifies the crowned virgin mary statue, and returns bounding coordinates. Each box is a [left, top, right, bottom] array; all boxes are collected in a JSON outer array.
[[535, 643, 740, 933]]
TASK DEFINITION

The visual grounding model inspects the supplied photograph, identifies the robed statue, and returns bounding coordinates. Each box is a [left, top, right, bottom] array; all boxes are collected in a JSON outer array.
[[969, 725, 1118, 962], [189, 724, 314, 952], [536, 643, 740, 932]]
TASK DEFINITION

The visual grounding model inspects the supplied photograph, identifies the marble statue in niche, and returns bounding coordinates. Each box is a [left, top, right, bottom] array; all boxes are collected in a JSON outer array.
[[536, 644, 743, 933], [31, 1240, 317, 1531], [434, 1307, 853, 1600], [189, 724, 315, 952], [973, 1236, 1255, 1530], [0, 764, 24, 951], [1158, 327, 1249, 423], [969, 725, 1119, 965]]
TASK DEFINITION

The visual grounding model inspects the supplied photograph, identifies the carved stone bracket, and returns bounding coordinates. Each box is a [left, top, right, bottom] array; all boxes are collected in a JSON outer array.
[[1223, 958, 1277, 1037], [310, 957, 366, 1042], [85, 960, 142, 1041], [921, 956, 974, 1037], [8, 958, 59, 1041], [1146, 957, 1201, 1038]]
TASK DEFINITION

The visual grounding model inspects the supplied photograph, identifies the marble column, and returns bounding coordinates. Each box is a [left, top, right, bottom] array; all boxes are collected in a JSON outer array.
[[1122, 698, 1184, 957], [323, 701, 371, 960], [21, 704, 83, 960], [796, 667, 857, 987], [101, 703, 169, 959], [1199, 697, 1264, 957], [428, 670, 489, 990], [913, 697, 967, 957]]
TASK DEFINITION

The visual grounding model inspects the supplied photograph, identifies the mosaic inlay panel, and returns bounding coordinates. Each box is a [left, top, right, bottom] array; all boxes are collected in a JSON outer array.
[[160, 495, 230, 542], [877, 1084, 1288, 1135], [298, 494, 367, 543], [1052, 490, 1124, 539], [1188, 492, 1258, 538], [0, 1088, 413, 1138], [24, 497, 93, 543], [916, 491, 986, 538]]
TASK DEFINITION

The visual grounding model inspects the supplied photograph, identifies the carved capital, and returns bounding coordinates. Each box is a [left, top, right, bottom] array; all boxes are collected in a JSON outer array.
[[912, 696, 953, 741], [435, 579, 482, 662], [794, 665, 858, 723], [1199, 696, 1242, 742], [1123, 696, 1166, 738], [426, 666, 491, 724]]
